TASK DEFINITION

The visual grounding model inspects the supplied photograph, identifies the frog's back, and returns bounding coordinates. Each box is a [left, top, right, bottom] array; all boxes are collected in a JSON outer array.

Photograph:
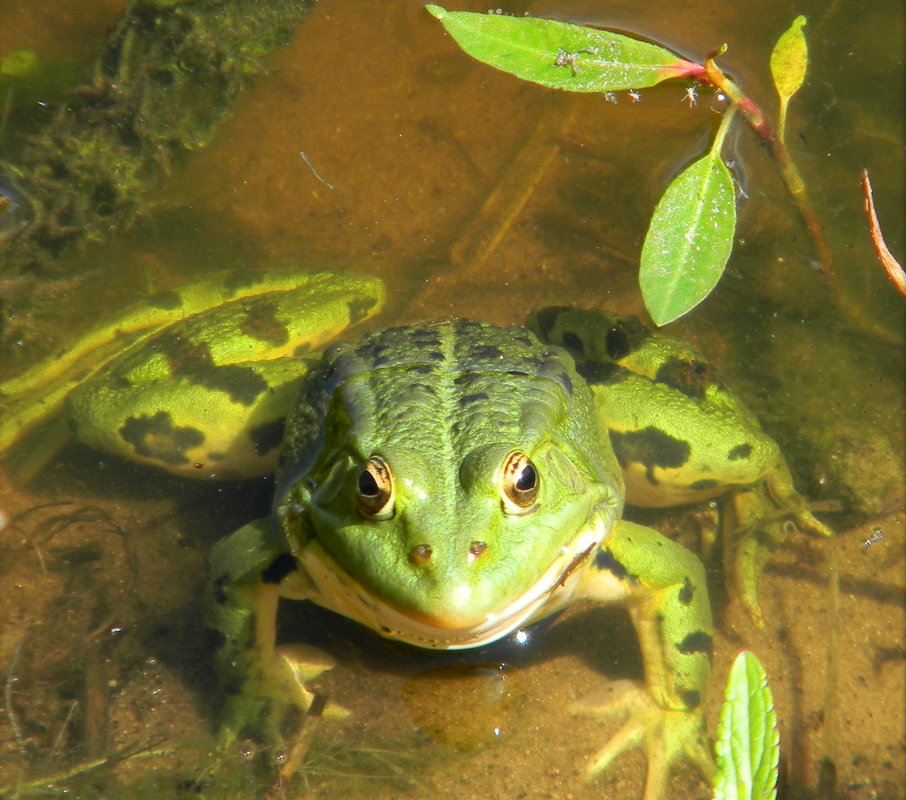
[[277, 319, 601, 494]]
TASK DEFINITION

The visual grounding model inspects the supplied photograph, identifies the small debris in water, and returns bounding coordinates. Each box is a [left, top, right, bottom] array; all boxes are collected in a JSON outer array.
[[860, 526, 884, 552]]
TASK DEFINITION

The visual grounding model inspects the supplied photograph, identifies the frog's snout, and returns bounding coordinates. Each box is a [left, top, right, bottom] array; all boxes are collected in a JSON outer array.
[[408, 539, 489, 566]]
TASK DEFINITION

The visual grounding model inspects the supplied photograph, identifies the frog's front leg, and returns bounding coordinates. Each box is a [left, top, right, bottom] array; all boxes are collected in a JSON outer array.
[[574, 520, 714, 800], [205, 517, 345, 748]]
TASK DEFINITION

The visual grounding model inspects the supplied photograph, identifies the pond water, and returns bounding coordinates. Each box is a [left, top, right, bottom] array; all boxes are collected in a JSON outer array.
[[0, 1, 902, 798]]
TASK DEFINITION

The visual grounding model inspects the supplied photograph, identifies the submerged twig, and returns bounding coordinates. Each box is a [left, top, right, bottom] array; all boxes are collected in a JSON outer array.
[[4, 632, 28, 758], [450, 95, 580, 275], [265, 692, 328, 799], [50, 700, 80, 760], [861, 169, 905, 298], [0, 740, 175, 797], [819, 534, 840, 796]]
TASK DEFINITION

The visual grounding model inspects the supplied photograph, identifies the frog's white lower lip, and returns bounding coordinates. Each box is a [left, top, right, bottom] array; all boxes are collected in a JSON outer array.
[[297, 521, 607, 651]]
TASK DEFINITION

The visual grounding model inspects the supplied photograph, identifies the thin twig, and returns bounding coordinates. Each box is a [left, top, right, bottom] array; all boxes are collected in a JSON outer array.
[[861, 169, 906, 298], [299, 150, 339, 193], [4, 632, 27, 757], [0, 740, 175, 796], [50, 700, 80, 759]]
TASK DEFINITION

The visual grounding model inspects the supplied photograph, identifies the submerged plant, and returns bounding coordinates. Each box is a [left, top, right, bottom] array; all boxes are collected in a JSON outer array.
[[426, 6, 816, 325]]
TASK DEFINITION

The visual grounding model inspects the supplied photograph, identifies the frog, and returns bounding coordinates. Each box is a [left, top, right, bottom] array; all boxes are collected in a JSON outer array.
[[197, 285, 828, 798], [0, 270, 830, 798]]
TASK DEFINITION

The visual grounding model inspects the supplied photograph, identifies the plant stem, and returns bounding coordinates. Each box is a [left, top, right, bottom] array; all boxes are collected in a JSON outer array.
[[697, 55, 901, 343], [702, 56, 833, 271], [711, 103, 737, 155]]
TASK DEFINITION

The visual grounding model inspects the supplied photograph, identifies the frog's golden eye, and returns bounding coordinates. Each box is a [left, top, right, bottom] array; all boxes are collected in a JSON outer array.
[[501, 451, 540, 514], [356, 456, 395, 519]]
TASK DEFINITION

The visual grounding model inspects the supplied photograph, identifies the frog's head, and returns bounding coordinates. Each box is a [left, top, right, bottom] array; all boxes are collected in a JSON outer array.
[[276, 322, 624, 650]]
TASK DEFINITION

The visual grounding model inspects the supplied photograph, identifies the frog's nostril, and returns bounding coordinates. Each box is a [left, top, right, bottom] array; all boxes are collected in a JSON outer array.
[[410, 543, 433, 565], [468, 541, 487, 561]]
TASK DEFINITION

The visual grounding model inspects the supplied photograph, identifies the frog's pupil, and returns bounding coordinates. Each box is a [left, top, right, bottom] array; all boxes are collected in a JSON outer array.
[[516, 463, 536, 491], [358, 469, 380, 496]]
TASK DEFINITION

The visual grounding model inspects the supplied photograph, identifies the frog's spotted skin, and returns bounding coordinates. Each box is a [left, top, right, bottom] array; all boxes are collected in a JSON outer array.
[[0, 270, 385, 479]]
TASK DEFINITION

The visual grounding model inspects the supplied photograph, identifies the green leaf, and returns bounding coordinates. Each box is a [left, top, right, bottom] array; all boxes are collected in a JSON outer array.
[[769, 16, 808, 140], [639, 145, 736, 326], [712, 652, 780, 800], [770, 16, 808, 102], [426, 5, 696, 92]]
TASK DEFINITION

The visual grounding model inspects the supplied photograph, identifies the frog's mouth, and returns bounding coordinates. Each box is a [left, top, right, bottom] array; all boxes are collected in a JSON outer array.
[[296, 520, 607, 651]]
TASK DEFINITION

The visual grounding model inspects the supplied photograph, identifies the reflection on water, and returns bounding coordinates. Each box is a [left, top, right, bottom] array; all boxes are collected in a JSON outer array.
[[0, 1, 902, 799]]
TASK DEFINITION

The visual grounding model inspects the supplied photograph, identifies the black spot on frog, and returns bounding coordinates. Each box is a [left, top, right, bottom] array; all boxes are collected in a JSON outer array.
[[119, 411, 204, 465]]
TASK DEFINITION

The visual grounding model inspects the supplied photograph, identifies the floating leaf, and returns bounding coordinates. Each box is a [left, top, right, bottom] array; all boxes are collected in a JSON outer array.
[[426, 5, 698, 92], [640, 144, 736, 326], [713, 651, 780, 800], [770, 16, 808, 141]]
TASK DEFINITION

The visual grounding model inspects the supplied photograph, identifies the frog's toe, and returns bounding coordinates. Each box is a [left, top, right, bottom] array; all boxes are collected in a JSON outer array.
[[277, 643, 351, 720], [216, 643, 345, 748], [572, 679, 714, 800], [729, 521, 780, 629], [726, 479, 832, 627]]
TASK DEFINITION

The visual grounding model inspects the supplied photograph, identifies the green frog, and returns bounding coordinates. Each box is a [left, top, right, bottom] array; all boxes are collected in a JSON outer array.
[[0, 270, 830, 798]]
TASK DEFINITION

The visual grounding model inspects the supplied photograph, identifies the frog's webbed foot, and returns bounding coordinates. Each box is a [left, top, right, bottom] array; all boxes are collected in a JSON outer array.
[[218, 643, 350, 750], [573, 679, 714, 800], [726, 469, 833, 626]]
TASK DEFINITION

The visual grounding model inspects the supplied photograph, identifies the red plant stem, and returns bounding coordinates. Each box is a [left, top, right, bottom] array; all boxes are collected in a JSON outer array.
[[664, 52, 898, 340], [701, 55, 833, 272]]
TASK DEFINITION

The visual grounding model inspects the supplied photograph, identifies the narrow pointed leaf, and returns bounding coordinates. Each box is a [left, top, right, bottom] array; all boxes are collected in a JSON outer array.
[[426, 5, 698, 92], [713, 651, 780, 800], [640, 149, 736, 325], [770, 16, 808, 103]]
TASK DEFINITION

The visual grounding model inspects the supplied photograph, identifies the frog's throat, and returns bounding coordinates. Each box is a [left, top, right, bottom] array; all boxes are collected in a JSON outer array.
[[295, 521, 608, 651]]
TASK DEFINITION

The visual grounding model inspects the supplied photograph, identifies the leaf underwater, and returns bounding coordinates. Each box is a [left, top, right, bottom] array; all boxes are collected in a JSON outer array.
[[770, 16, 808, 107], [426, 5, 697, 92], [713, 651, 780, 800], [640, 149, 736, 326], [770, 15, 808, 140]]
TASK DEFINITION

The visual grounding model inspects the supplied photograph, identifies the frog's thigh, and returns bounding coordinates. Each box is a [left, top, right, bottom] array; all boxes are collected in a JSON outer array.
[[67, 359, 307, 479], [590, 379, 780, 508], [582, 520, 712, 711]]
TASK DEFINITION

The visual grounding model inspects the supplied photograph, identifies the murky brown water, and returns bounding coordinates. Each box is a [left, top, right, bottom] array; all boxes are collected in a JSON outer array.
[[0, 1, 903, 798]]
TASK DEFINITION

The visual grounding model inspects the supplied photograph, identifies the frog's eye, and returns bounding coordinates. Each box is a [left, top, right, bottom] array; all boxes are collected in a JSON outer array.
[[356, 456, 395, 519], [501, 451, 540, 514]]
